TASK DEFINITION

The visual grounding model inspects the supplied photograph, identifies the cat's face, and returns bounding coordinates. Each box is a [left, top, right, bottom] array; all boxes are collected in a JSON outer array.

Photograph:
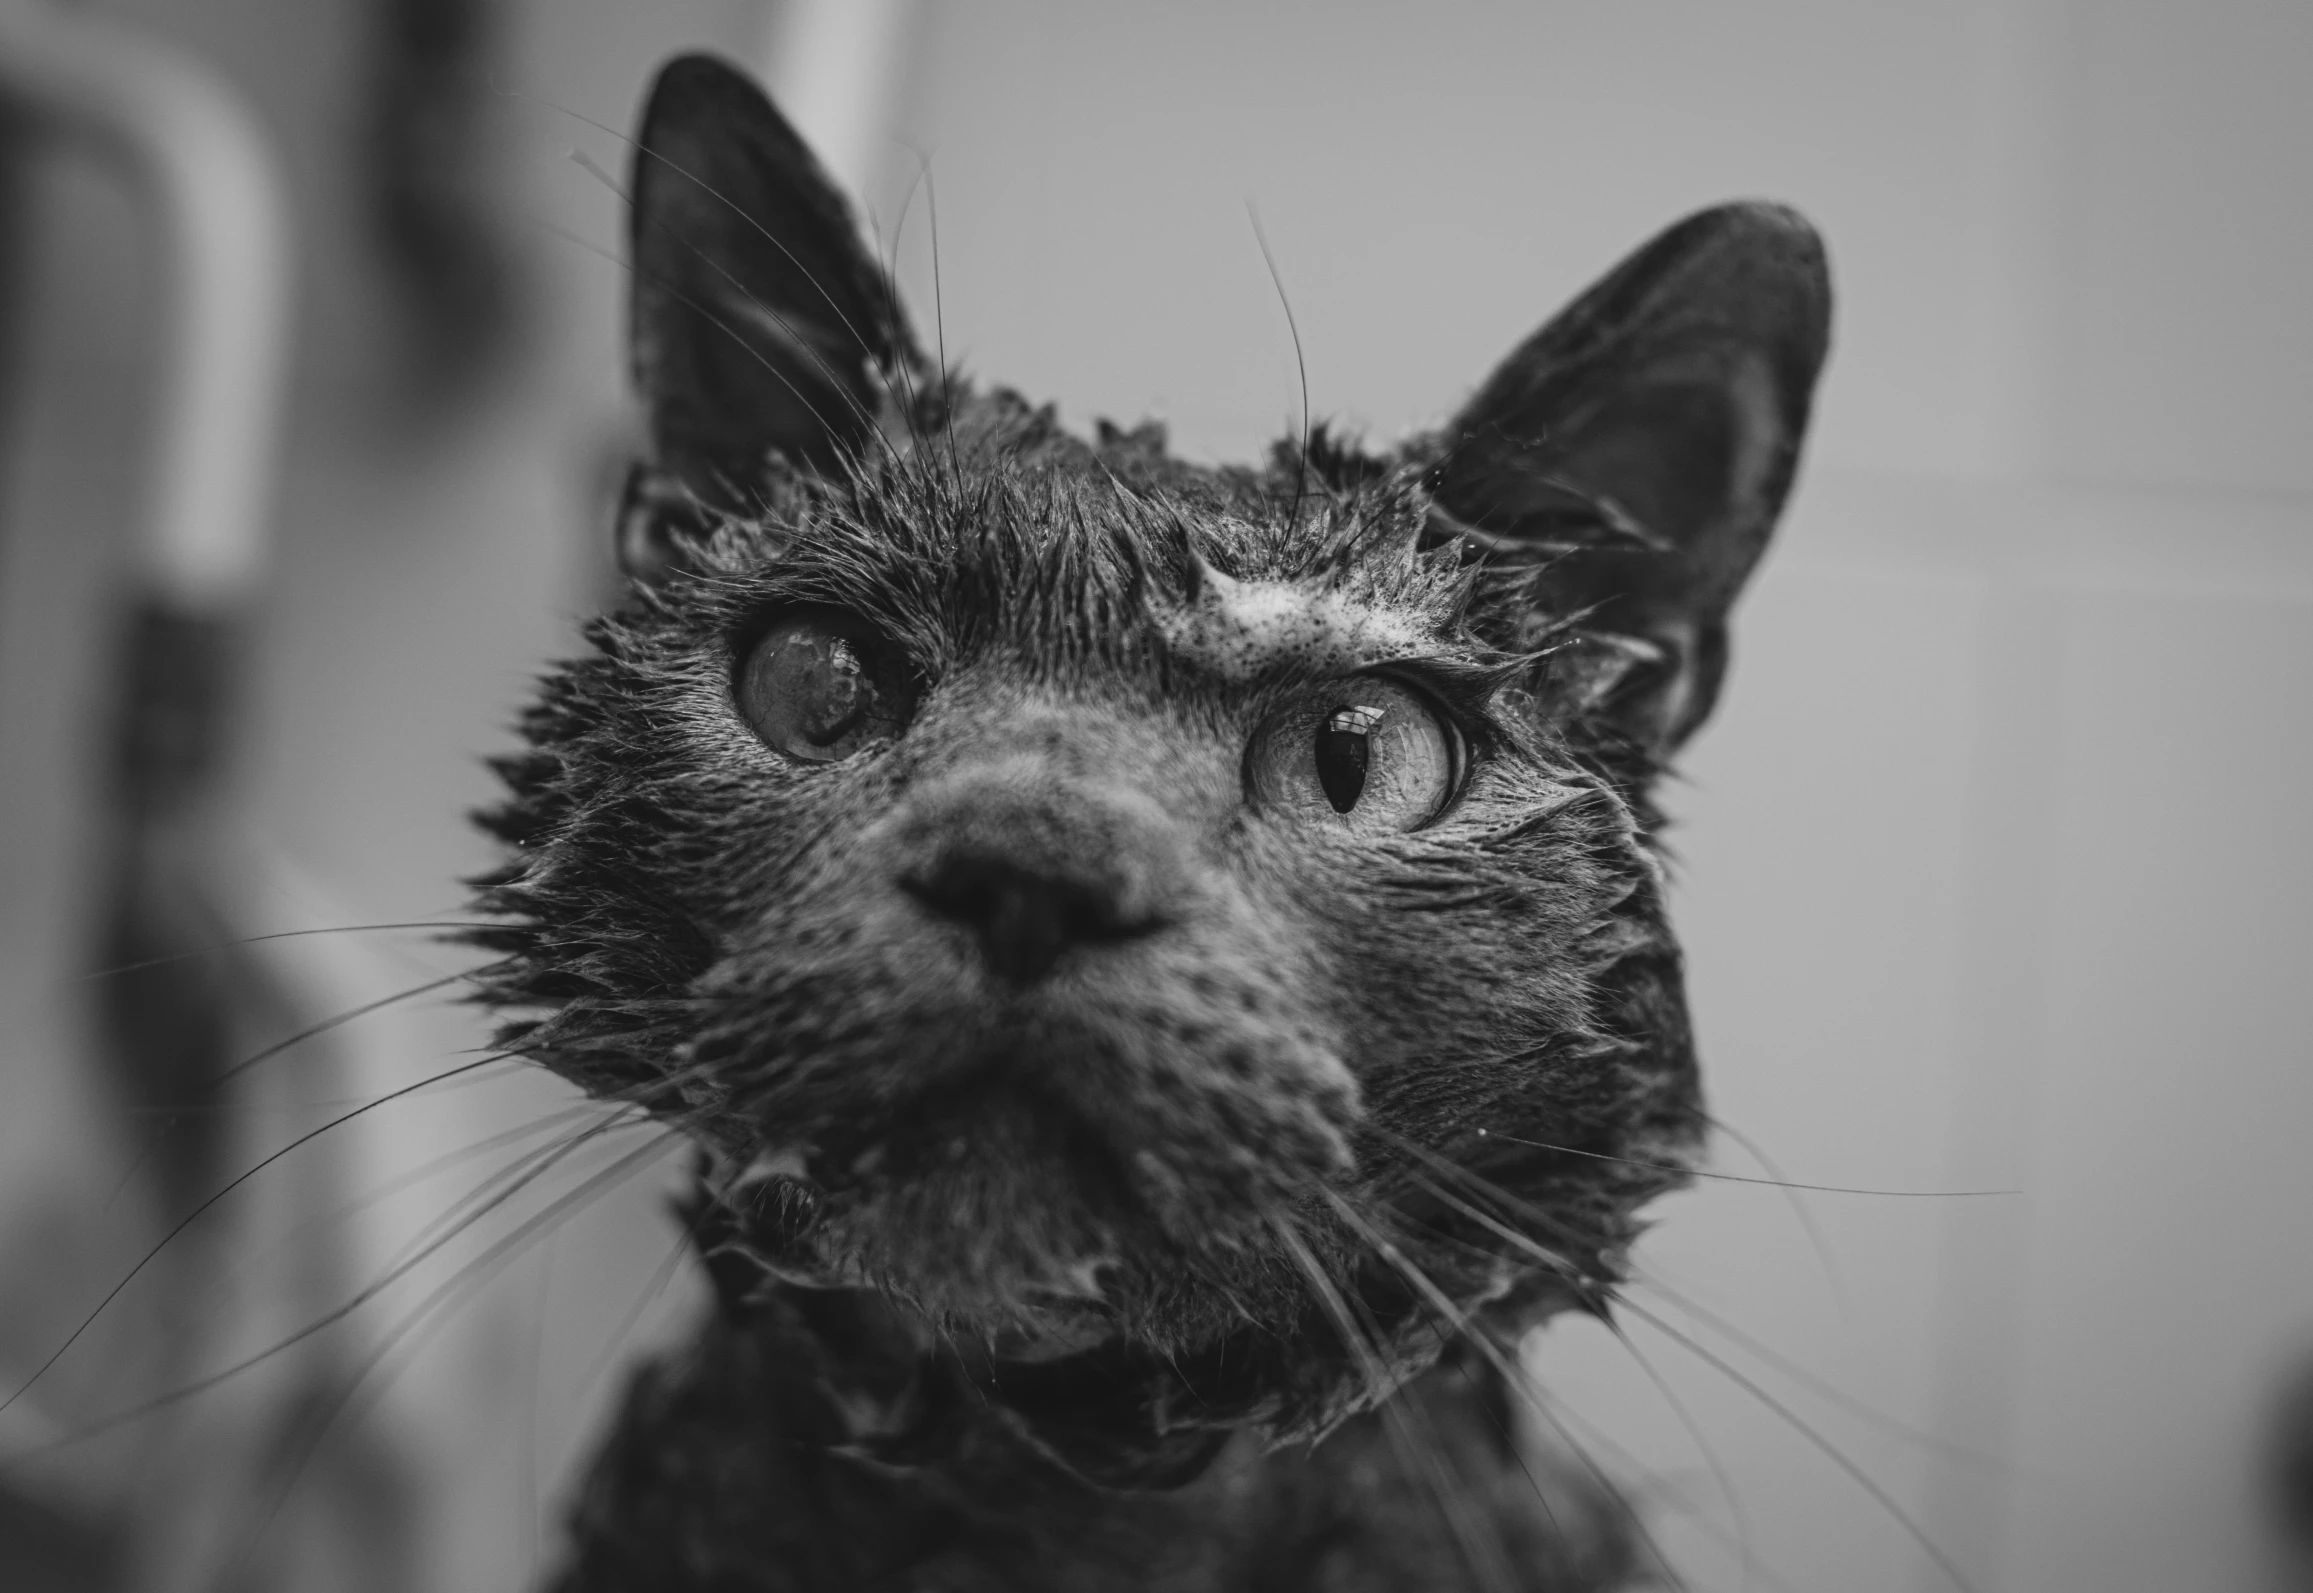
[[473, 56, 1828, 1451]]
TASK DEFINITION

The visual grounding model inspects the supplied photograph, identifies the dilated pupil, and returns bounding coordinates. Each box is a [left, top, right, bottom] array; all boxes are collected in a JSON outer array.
[[1316, 705, 1384, 814]]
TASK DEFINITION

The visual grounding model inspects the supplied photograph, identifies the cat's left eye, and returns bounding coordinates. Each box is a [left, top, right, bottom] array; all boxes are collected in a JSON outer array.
[[736, 607, 918, 763], [1249, 676, 1459, 833]]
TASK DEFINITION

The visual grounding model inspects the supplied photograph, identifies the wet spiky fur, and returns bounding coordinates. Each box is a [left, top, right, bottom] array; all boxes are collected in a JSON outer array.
[[471, 396, 1695, 1576], [466, 50, 1828, 1593]]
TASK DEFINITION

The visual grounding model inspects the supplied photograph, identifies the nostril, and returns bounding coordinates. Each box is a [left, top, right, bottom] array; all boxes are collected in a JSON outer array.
[[899, 854, 1161, 983], [895, 855, 993, 924]]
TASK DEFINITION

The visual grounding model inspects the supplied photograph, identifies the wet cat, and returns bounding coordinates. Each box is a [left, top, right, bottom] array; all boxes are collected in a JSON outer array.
[[469, 52, 1829, 1593]]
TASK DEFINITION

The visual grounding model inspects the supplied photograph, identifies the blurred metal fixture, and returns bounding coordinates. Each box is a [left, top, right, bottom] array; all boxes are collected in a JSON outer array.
[[0, 7, 304, 1586], [755, 0, 917, 199], [368, 0, 517, 396], [0, 0, 288, 612]]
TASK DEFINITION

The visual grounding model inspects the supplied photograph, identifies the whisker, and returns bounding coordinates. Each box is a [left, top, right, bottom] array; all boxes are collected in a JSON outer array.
[[7, 1095, 675, 1458], [1379, 1170, 1776, 1589], [1512, 1376, 1815, 1593], [507, 86, 907, 388], [1318, 1196, 1578, 1551], [1438, 1354, 1572, 1544], [1377, 1156, 1765, 1588], [1472, 1128, 2018, 1198], [1393, 1155, 1980, 1593], [566, 145, 903, 448], [1620, 1274, 2011, 1473], [923, 168, 964, 492], [1270, 1212, 1520, 1593], [523, 1227, 555, 1577], [1245, 202, 1311, 535], [1370, 1129, 1596, 1284], [561, 153, 899, 472], [1318, 1187, 1691, 1592], [77, 920, 486, 983], [213, 1102, 618, 1294], [865, 156, 936, 459], [374, 1105, 651, 1281], [1595, 1315, 1753, 1593], [118, 1094, 474, 1119], [572, 1225, 693, 1408], [117, 1038, 535, 1119], [1267, 1212, 1389, 1405], [215, 1128, 684, 1576], [105, 968, 484, 1206], [1350, 1297, 1525, 1593], [1612, 1293, 1981, 1593], [525, 211, 864, 475], [1, 1052, 516, 1417], [1699, 1111, 1851, 1319], [217, 972, 476, 1093]]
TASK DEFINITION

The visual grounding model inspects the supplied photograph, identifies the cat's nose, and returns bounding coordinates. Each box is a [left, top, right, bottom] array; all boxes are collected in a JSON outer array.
[[901, 851, 1159, 984], [892, 778, 1178, 985]]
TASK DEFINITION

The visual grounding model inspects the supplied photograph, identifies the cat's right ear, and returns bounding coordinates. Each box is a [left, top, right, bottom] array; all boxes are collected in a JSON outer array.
[[1428, 203, 1830, 759], [622, 54, 913, 575]]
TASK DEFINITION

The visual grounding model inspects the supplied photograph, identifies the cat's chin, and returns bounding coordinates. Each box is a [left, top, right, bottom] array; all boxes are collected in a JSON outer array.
[[685, 1007, 1364, 1342], [696, 1079, 1306, 1355], [681, 1125, 1608, 1480]]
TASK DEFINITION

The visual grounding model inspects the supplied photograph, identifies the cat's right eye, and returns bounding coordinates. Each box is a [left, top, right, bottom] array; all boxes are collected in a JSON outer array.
[[736, 608, 917, 763], [1249, 676, 1460, 834]]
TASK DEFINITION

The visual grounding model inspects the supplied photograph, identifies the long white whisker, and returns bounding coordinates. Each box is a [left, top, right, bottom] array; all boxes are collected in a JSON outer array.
[[1319, 1187, 1693, 1593], [1271, 1211, 1523, 1593]]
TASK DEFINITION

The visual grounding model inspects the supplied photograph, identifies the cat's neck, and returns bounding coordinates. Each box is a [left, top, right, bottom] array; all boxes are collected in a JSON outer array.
[[547, 1272, 1630, 1592]]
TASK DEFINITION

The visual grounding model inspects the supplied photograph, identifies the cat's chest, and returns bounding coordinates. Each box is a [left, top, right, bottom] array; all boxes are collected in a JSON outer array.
[[557, 1305, 1615, 1593]]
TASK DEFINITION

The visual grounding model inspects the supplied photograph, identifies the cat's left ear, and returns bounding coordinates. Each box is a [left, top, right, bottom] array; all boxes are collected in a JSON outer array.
[[621, 54, 915, 573], [1428, 202, 1831, 757]]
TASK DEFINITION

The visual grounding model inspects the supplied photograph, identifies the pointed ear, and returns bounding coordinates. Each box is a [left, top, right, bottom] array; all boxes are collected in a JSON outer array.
[[1429, 202, 1831, 757], [627, 54, 913, 529]]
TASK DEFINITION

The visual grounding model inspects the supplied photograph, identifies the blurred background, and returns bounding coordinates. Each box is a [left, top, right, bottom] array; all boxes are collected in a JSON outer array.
[[0, 1, 2307, 1589]]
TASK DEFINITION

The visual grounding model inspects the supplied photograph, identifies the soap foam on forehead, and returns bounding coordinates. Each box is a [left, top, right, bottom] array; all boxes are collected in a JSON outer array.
[[1161, 560, 1435, 685]]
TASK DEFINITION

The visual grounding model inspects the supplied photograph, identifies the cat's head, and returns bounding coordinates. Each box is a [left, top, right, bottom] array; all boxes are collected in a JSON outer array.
[[472, 55, 1828, 1469]]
